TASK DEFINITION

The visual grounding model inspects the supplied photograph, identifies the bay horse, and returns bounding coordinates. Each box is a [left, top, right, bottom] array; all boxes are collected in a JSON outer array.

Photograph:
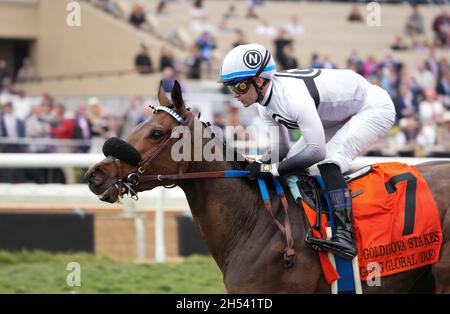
[[85, 81, 450, 293]]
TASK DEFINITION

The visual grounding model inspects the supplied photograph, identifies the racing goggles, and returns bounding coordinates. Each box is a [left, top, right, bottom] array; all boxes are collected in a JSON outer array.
[[227, 79, 253, 94]]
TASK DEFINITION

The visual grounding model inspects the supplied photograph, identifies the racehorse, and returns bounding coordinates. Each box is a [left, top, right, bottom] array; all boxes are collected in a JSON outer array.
[[85, 81, 450, 293]]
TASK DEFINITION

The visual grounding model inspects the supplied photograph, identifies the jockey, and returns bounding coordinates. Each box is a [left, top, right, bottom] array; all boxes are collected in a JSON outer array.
[[218, 43, 396, 260]]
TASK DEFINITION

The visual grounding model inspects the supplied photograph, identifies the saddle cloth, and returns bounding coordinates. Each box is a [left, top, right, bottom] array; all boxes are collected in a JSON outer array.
[[288, 162, 443, 282]]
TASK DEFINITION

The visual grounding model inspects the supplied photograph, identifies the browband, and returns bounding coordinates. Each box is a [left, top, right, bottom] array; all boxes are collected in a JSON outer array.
[[155, 106, 186, 125]]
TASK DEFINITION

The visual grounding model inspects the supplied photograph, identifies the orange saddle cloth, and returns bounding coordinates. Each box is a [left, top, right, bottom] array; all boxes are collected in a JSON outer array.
[[300, 162, 443, 283], [349, 162, 443, 280]]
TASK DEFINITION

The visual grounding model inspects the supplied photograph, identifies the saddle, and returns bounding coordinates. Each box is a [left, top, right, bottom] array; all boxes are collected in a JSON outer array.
[[285, 162, 443, 283]]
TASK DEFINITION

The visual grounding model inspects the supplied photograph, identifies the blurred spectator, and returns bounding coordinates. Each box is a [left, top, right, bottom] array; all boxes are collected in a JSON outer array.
[[190, 0, 207, 33], [16, 57, 38, 83], [25, 104, 50, 154], [156, 0, 168, 15], [159, 46, 176, 71], [437, 69, 450, 109], [396, 116, 425, 153], [246, 0, 264, 19], [0, 60, 10, 90], [93, 0, 121, 17], [279, 45, 298, 70], [273, 29, 293, 67], [49, 104, 76, 184], [161, 66, 176, 93], [39, 92, 55, 124], [391, 36, 409, 51], [49, 104, 76, 141], [1, 97, 25, 150], [217, 18, 232, 33], [1, 97, 26, 182], [410, 34, 430, 54], [195, 31, 216, 77], [432, 8, 450, 47], [438, 57, 449, 81], [310, 52, 323, 68], [13, 90, 33, 121], [255, 17, 276, 37], [380, 63, 398, 97], [363, 54, 379, 79], [321, 53, 338, 69], [224, 3, 237, 20], [347, 5, 363, 23], [379, 50, 399, 72], [418, 89, 445, 150], [122, 96, 145, 137], [436, 111, 450, 151], [74, 104, 92, 153], [135, 43, 154, 74], [414, 61, 436, 91], [104, 114, 123, 138], [393, 83, 415, 120], [129, 3, 153, 32], [231, 29, 248, 48], [87, 97, 107, 154], [185, 45, 202, 79], [24, 103, 50, 183], [212, 111, 225, 131], [424, 48, 440, 84], [283, 15, 304, 37], [347, 49, 364, 76], [404, 4, 425, 37]]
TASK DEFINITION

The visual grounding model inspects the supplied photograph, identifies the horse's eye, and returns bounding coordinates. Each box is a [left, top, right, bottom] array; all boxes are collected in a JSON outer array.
[[149, 130, 164, 141]]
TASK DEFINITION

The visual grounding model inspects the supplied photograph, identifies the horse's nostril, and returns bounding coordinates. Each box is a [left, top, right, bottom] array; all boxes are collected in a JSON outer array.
[[84, 171, 93, 183], [86, 168, 106, 185]]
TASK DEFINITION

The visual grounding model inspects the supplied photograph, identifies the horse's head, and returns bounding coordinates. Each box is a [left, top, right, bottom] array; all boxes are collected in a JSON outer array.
[[85, 81, 193, 203]]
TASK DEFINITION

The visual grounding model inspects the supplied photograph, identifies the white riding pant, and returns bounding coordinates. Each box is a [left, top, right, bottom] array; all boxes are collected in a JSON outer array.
[[286, 86, 396, 174]]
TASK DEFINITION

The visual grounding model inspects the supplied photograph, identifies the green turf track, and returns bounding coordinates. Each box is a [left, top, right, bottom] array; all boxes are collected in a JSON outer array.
[[0, 251, 226, 294]]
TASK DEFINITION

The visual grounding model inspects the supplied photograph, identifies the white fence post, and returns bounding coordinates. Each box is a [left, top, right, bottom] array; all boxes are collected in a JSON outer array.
[[155, 188, 166, 263]]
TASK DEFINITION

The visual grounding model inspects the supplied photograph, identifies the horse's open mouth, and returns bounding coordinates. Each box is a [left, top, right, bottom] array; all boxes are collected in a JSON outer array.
[[88, 181, 120, 203], [98, 184, 120, 203]]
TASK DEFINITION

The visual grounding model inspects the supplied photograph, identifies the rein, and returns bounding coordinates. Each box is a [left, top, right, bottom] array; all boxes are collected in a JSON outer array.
[[113, 106, 295, 266]]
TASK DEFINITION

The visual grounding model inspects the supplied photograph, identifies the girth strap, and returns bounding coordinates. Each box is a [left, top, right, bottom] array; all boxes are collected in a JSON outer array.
[[257, 177, 295, 267]]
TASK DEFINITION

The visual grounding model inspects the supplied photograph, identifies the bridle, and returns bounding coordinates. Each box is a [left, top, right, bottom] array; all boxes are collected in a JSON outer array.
[[111, 106, 196, 200], [106, 105, 296, 266], [111, 106, 240, 200]]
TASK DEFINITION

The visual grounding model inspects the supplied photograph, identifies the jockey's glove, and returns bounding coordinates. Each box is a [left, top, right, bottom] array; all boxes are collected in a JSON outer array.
[[245, 161, 280, 179]]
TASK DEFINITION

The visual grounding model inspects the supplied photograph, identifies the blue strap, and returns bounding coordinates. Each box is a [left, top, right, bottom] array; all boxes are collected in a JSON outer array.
[[273, 177, 284, 196], [316, 175, 356, 294], [257, 178, 270, 201], [223, 170, 251, 178]]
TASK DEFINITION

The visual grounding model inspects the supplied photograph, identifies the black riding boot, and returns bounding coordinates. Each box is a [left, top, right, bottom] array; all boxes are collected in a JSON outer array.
[[308, 188, 357, 260]]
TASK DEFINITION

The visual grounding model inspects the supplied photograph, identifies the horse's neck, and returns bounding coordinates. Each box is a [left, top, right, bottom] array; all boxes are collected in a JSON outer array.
[[178, 159, 264, 272]]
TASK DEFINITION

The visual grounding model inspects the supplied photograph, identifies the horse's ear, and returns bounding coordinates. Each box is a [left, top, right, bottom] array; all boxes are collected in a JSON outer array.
[[158, 81, 170, 106], [171, 80, 186, 113]]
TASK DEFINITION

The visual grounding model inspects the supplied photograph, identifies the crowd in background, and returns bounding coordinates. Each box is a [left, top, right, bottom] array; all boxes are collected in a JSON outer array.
[[1, 1, 450, 183]]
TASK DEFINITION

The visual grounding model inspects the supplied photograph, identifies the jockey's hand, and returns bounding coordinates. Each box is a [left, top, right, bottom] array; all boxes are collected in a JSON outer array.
[[245, 162, 279, 179], [244, 156, 256, 164]]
